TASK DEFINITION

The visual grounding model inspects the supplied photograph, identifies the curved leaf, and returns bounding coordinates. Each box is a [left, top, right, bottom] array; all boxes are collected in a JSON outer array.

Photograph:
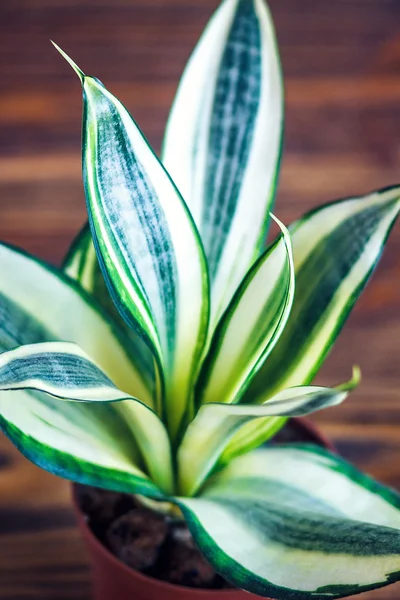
[[0, 246, 156, 488], [197, 215, 294, 407], [163, 0, 283, 329], [0, 242, 151, 405], [178, 368, 358, 496], [0, 389, 163, 499], [176, 445, 400, 599], [63, 224, 157, 403], [245, 186, 400, 400], [54, 44, 209, 436], [220, 367, 360, 464], [0, 341, 174, 493], [223, 187, 400, 460]]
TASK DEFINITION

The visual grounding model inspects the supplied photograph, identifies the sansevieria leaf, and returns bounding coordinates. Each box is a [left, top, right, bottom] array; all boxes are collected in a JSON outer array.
[[0, 341, 173, 493], [63, 222, 95, 290], [54, 44, 209, 437], [176, 445, 400, 599], [247, 186, 400, 398], [163, 0, 283, 330], [0, 389, 164, 498], [63, 224, 156, 402], [178, 368, 359, 496], [0, 242, 150, 403], [0, 244, 166, 495], [223, 186, 400, 462], [197, 215, 294, 408]]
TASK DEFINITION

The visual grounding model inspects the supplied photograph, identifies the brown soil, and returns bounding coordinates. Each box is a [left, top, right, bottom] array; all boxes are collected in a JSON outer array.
[[76, 419, 320, 589]]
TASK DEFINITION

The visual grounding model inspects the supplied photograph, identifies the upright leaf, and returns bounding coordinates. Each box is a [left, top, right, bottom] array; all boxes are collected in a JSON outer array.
[[54, 44, 209, 437], [222, 187, 400, 461], [163, 0, 283, 329], [245, 186, 400, 399], [197, 216, 294, 407], [63, 222, 95, 289], [176, 446, 400, 599]]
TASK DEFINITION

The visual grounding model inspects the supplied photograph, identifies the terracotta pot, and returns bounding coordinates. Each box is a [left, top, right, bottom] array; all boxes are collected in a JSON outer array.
[[72, 417, 333, 600]]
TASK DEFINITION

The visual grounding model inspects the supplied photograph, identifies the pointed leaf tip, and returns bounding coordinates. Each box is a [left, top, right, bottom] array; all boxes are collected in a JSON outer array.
[[51, 41, 85, 84], [337, 365, 362, 392]]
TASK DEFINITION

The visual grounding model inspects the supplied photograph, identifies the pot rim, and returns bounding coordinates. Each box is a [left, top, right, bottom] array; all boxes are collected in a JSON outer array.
[[72, 416, 334, 596]]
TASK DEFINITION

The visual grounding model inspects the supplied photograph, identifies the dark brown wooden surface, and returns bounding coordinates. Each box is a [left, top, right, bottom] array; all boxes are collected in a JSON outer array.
[[1, 0, 400, 598]]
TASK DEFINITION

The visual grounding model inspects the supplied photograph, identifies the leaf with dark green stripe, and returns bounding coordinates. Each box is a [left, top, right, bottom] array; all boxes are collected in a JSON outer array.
[[245, 186, 400, 399], [63, 222, 94, 287], [0, 242, 151, 405], [0, 245, 165, 492], [178, 368, 359, 496], [0, 341, 174, 493], [54, 44, 209, 437], [176, 445, 400, 599], [197, 215, 294, 408], [222, 187, 400, 461], [163, 0, 283, 330], [0, 389, 164, 499], [63, 224, 157, 402]]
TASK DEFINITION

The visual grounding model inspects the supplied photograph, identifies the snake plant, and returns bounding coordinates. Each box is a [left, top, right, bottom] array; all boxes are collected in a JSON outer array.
[[1, 0, 400, 598]]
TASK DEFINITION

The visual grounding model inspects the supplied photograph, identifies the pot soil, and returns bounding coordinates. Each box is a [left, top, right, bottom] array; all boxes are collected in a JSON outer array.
[[73, 417, 333, 600]]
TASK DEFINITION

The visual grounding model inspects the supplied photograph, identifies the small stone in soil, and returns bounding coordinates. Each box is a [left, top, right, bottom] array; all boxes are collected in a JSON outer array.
[[76, 485, 136, 530], [159, 522, 219, 588], [106, 508, 168, 571]]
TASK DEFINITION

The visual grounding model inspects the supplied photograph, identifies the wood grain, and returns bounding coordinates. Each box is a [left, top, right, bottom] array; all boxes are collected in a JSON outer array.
[[0, 0, 400, 598]]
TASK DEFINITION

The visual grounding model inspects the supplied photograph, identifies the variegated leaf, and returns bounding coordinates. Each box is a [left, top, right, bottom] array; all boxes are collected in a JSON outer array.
[[197, 215, 294, 408], [223, 186, 400, 461], [0, 242, 151, 405], [246, 186, 400, 398], [0, 341, 173, 493], [54, 44, 209, 436], [178, 368, 358, 496], [0, 388, 163, 498], [63, 224, 157, 402], [176, 445, 400, 599], [163, 0, 283, 330]]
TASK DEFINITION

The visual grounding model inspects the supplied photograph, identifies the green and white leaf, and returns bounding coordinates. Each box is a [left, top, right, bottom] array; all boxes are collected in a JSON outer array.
[[0, 242, 151, 405], [246, 186, 400, 398], [223, 186, 400, 462], [220, 368, 360, 465], [163, 0, 283, 330], [0, 251, 165, 495], [0, 341, 174, 493], [176, 445, 400, 599], [0, 388, 164, 499], [197, 215, 294, 407], [63, 224, 157, 402], [63, 222, 96, 288], [54, 44, 209, 436], [178, 368, 359, 496]]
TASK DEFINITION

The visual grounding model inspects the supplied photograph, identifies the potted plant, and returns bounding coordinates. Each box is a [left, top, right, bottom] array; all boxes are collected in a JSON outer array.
[[1, 0, 400, 598]]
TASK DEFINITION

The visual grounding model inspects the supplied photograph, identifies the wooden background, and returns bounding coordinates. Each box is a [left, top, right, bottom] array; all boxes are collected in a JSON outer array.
[[1, 0, 400, 598]]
